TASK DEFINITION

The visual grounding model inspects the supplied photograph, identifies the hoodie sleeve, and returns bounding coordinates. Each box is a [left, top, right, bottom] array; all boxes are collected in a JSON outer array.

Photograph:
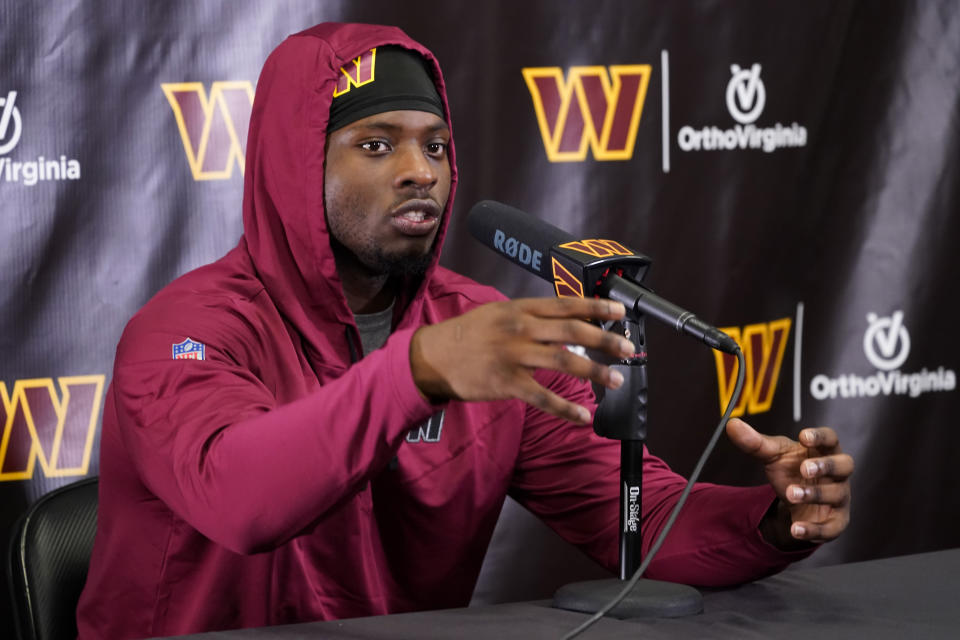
[[112, 316, 438, 555], [509, 369, 815, 587]]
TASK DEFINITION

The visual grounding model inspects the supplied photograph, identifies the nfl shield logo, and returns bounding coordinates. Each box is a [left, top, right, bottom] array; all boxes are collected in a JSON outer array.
[[172, 338, 205, 361]]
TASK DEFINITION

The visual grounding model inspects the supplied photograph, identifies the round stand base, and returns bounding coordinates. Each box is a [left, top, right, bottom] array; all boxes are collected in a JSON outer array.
[[552, 577, 703, 619]]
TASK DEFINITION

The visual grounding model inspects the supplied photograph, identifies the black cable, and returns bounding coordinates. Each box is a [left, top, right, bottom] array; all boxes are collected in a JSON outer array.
[[562, 346, 746, 640]]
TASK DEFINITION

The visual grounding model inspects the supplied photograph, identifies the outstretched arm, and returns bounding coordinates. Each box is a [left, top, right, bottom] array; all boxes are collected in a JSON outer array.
[[726, 418, 854, 548], [410, 297, 634, 423]]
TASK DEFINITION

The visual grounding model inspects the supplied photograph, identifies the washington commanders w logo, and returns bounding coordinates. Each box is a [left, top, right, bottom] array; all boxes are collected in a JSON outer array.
[[552, 258, 584, 298], [334, 49, 377, 97], [559, 239, 634, 258], [714, 318, 791, 417], [523, 64, 651, 162], [0, 376, 105, 481], [163, 81, 254, 180]]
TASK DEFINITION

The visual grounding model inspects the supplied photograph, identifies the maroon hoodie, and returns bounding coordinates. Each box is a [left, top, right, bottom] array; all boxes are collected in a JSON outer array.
[[76, 23, 805, 639]]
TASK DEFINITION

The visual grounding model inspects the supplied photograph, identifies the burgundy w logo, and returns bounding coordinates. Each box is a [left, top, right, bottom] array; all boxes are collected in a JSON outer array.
[[334, 49, 377, 97], [0, 376, 105, 481], [559, 239, 634, 258], [162, 81, 254, 180], [523, 64, 651, 162], [552, 258, 584, 299], [714, 318, 791, 417]]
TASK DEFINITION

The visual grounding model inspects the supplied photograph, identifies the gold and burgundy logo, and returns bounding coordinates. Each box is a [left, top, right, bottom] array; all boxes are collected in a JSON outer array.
[[551, 239, 637, 298], [333, 48, 377, 97], [0, 375, 105, 481], [713, 318, 791, 417], [558, 239, 634, 258], [163, 81, 254, 181], [162, 49, 376, 182], [552, 258, 584, 298], [523, 64, 652, 162]]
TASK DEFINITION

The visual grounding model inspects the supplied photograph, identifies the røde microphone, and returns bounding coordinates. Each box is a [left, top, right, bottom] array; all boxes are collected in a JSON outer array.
[[467, 200, 739, 355]]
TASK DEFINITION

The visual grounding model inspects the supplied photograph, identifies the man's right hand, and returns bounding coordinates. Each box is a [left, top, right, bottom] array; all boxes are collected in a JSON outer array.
[[409, 297, 633, 424]]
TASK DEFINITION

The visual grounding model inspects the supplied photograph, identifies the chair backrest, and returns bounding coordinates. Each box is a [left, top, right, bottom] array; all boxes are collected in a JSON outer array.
[[7, 476, 99, 640]]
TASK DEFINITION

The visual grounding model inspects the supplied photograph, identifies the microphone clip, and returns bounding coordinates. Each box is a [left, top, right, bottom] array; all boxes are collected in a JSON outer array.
[[594, 318, 649, 442]]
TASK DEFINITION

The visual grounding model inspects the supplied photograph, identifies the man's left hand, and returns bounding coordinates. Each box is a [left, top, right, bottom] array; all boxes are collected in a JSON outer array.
[[725, 418, 854, 548]]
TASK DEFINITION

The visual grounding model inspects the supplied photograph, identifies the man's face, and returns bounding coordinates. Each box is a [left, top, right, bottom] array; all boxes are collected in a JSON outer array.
[[324, 109, 451, 278]]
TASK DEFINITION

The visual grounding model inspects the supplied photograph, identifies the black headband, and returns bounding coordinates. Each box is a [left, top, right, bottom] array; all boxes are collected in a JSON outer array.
[[327, 46, 444, 132]]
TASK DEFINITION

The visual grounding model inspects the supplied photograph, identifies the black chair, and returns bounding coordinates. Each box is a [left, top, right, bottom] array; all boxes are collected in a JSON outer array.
[[8, 476, 99, 640]]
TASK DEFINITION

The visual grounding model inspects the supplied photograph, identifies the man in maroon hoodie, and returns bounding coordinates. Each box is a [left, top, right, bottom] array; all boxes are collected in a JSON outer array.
[[76, 23, 852, 639]]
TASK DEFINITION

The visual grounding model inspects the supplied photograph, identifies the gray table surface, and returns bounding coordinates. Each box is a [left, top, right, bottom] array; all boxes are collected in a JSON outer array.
[[161, 548, 960, 639]]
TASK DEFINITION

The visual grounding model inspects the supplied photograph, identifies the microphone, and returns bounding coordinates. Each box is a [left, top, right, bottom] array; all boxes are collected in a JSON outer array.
[[467, 200, 739, 355]]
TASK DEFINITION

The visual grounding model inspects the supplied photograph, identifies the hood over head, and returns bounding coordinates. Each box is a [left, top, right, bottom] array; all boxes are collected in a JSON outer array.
[[241, 23, 458, 354]]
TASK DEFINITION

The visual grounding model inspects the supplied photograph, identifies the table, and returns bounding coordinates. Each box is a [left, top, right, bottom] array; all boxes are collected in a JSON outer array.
[[166, 548, 960, 639]]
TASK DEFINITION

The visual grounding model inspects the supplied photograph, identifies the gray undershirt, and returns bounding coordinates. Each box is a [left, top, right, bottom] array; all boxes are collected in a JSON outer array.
[[353, 302, 395, 357]]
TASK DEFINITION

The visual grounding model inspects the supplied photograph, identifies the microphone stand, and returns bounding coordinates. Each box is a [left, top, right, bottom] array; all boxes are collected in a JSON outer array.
[[551, 316, 703, 618]]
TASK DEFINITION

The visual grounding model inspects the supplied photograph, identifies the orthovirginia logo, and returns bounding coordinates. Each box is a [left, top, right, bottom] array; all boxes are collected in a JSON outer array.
[[862, 311, 909, 371], [714, 317, 791, 417], [0, 90, 23, 154], [523, 64, 651, 162], [810, 311, 956, 400], [0, 90, 82, 186], [678, 63, 807, 153], [726, 64, 766, 124], [162, 82, 254, 180], [0, 376, 104, 481]]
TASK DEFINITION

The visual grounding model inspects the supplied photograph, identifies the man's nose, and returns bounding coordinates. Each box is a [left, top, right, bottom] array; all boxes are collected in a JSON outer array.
[[393, 144, 437, 190]]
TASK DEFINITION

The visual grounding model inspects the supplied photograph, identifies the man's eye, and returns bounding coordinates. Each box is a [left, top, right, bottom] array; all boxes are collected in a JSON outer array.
[[360, 141, 389, 153], [426, 142, 446, 155]]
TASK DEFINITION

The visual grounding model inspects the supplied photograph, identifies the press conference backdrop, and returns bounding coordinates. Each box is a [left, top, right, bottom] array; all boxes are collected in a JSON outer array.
[[2, 0, 958, 623]]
